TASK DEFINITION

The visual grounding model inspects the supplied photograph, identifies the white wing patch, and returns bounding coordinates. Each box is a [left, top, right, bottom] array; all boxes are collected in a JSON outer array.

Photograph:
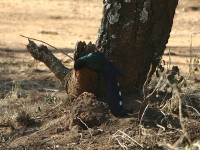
[[119, 101, 123, 106], [119, 91, 122, 96]]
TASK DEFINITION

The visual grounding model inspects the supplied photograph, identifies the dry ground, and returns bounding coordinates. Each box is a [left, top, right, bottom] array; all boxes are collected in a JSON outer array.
[[0, 0, 200, 149]]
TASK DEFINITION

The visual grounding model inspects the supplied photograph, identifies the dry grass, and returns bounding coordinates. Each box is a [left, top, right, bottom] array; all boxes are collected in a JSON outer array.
[[0, 44, 200, 149]]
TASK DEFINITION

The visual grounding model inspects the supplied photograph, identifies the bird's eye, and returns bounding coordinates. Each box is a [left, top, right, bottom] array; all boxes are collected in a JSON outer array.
[[74, 60, 85, 70]]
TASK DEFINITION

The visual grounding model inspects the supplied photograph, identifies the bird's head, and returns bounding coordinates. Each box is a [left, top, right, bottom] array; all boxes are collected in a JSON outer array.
[[74, 59, 86, 77]]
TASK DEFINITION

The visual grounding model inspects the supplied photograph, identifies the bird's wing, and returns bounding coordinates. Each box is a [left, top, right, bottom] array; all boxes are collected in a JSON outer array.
[[103, 73, 126, 117], [84, 52, 104, 72], [106, 60, 124, 77]]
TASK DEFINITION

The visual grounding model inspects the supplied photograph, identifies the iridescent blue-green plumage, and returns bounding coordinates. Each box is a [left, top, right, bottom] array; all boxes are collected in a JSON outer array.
[[74, 51, 126, 117], [74, 52, 123, 76], [74, 52, 104, 72]]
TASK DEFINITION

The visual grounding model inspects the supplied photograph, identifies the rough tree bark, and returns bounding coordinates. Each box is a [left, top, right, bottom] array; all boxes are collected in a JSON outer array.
[[95, 0, 178, 94]]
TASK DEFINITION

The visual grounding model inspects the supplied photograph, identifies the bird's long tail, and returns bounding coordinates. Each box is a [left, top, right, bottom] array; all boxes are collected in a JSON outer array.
[[104, 74, 126, 117]]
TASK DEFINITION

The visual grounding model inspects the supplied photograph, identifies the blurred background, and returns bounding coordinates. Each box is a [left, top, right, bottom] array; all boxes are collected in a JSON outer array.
[[0, 0, 102, 50], [0, 0, 199, 50]]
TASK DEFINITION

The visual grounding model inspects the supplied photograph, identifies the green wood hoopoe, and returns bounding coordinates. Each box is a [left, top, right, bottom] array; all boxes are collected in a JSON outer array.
[[74, 51, 126, 117]]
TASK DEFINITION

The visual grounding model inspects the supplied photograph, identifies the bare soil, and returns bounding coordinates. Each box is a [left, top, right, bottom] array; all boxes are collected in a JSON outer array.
[[0, 0, 200, 149]]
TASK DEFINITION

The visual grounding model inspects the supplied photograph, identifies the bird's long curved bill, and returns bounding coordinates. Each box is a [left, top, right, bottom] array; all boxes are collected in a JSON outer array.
[[74, 70, 78, 77]]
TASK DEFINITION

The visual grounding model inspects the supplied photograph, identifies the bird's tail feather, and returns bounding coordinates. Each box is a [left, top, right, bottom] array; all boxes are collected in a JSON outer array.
[[104, 74, 126, 117]]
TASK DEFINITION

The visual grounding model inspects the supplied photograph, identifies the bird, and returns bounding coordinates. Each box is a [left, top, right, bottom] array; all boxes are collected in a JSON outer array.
[[74, 51, 126, 117]]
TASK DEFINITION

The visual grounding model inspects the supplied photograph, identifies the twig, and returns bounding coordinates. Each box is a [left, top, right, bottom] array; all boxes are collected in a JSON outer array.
[[138, 63, 157, 120], [112, 130, 144, 148], [20, 34, 74, 61], [172, 135, 185, 148], [156, 124, 166, 133], [175, 88, 191, 145], [187, 34, 193, 78], [77, 117, 93, 137], [138, 103, 149, 138], [185, 105, 200, 116], [142, 64, 153, 100], [115, 138, 128, 150], [168, 48, 171, 72]]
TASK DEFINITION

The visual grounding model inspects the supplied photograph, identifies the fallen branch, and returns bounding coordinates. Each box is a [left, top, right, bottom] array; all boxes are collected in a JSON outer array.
[[26, 39, 71, 84]]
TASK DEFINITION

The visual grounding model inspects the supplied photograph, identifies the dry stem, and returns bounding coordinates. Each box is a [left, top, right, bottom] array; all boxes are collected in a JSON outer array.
[[20, 34, 74, 61]]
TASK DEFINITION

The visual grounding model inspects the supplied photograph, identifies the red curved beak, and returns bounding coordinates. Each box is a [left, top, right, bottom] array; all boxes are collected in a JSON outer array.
[[74, 70, 78, 77]]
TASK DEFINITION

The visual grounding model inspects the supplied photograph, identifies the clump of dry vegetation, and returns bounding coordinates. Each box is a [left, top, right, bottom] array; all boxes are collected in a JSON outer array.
[[15, 110, 35, 127]]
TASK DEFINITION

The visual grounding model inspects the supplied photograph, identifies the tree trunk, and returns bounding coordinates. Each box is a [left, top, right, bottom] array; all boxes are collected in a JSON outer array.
[[96, 0, 178, 94]]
